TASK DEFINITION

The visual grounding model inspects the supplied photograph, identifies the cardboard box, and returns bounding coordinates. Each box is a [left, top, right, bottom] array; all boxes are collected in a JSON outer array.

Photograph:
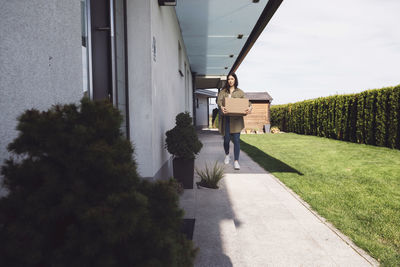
[[225, 97, 249, 116]]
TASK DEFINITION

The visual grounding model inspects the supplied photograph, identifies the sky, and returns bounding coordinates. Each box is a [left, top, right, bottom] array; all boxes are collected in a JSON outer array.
[[236, 0, 400, 105]]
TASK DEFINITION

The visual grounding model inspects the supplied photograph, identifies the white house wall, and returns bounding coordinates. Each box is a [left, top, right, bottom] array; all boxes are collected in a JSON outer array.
[[0, 0, 193, 185], [0, 0, 83, 195], [196, 96, 209, 128], [127, 0, 193, 179], [126, 0, 153, 177]]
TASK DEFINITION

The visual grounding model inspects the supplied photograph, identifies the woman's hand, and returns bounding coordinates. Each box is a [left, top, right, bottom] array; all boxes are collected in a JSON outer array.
[[222, 106, 227, 114], [245, 107, 252, 114]]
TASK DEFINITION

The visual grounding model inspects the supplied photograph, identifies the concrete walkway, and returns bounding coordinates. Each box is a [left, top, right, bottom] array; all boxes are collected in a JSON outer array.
[[180, 130, 378, 267]]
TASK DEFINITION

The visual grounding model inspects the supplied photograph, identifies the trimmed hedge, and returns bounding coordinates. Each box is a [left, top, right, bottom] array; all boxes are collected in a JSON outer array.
[[271, 85, 400, 149]]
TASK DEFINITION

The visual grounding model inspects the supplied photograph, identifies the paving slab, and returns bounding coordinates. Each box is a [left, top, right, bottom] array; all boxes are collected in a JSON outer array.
[[179, 130, 378, 267]]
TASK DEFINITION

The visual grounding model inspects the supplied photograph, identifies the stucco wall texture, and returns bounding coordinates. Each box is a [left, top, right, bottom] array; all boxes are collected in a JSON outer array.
[[0, 0, 192, 187], [127, 0, 193, 179], [0, 0, 83, 194]]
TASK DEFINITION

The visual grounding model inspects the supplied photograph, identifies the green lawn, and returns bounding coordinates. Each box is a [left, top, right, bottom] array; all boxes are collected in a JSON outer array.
[[240, 133, 400, 266]]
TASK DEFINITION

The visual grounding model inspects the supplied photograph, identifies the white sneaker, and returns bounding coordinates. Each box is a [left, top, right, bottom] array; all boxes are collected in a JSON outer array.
[[224, 155, 230, 164], [234, 160, 240, 170]]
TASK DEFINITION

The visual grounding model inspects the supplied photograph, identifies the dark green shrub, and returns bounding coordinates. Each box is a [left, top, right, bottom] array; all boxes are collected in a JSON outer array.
[[270, 85, 400, 149], [0, 98, 196, 266], [165, 112, 203, 159], [375, 90, 387, 146], [387, 88, 399, 148]]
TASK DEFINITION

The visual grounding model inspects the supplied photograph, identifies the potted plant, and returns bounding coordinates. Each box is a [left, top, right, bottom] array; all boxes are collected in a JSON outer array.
[[195, 161, 225, 189], [270, 126, 281, 134], [165, 112, 203, 189]]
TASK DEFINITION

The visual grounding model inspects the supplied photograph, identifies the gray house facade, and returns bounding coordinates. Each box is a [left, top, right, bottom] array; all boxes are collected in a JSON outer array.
[[0, 0, 282, 192]]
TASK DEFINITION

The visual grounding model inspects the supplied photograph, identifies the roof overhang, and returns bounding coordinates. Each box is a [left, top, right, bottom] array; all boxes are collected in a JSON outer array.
[[194, 89, 218, 98], [245, 92, 273, 101], [195, 75, 226, 89], [175, 0, 282, 88]]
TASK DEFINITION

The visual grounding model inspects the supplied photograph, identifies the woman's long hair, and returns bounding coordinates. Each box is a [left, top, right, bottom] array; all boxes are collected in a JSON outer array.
[[223, 73, 239, 92]]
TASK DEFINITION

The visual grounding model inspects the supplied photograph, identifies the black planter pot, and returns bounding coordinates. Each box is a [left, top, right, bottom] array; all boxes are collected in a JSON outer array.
[[173, 157, 194, 189]]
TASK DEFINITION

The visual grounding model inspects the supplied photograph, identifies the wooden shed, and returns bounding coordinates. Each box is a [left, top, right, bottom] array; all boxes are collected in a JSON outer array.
[[244, 92, 273, 133]]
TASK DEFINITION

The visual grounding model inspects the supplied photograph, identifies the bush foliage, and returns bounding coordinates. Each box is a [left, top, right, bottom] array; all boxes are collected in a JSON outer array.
[[0, 98, 196, 266], [271, 85, 400, 149], [165, 112, 202, 159]]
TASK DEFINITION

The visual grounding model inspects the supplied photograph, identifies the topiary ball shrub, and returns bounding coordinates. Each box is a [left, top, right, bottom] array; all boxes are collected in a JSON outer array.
[[0, 98, 197, 266], [165, 112, 203, 159], [175, 112, 193, 128]]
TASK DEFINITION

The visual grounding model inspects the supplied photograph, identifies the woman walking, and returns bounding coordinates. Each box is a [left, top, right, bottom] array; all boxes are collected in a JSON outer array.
[[217, 73, 251, 170]]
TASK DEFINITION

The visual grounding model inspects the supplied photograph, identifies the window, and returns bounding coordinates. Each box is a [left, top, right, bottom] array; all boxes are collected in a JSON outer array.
[[81, 0, 90, 96], [81, 0, 129, 136], [178, 41, 184, 76]]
